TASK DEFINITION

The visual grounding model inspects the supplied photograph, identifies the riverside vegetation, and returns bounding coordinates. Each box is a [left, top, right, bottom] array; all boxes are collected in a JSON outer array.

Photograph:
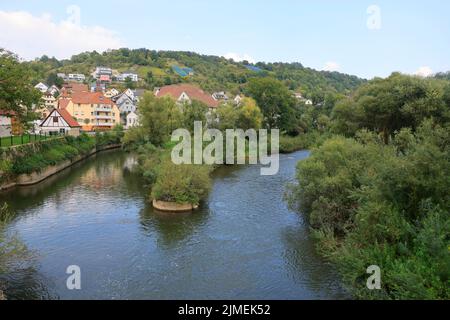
[[0, 128, 124, 185], [287, 73, 450, 299]]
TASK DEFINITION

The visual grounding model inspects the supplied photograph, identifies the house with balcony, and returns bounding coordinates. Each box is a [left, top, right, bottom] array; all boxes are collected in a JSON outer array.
[[94, 67, 113, 79], [116, 72, 139, 82], [59, 92, 120, 131], [68, 73, 86, 82]]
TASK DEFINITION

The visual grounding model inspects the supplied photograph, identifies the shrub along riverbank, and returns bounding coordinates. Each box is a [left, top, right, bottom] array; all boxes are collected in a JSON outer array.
[[0, 128, 124, 186], [287, 73, 450, 299]]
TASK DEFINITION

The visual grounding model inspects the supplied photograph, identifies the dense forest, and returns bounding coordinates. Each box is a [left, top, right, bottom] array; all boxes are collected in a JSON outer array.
[[23, 48, 366, 99]]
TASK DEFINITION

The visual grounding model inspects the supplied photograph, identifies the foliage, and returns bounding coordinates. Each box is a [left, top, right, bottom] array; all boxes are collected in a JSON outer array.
[[21, 48, 365, 96], [151, 159, 212, 205], [246, 77, 297, 130], [131, 93, 183, 146], [332, 73, 450, 143], [0, 49, 41, 122], [1, 132, 122, 178], [287, 120, 450, 299]]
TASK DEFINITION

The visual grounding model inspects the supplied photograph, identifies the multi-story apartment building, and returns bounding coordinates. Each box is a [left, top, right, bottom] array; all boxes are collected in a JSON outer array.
[[116, 72, 139, 82], [59, 92, 120, 131], [68, 74, 86, 82], [94, 67, 113, 78]]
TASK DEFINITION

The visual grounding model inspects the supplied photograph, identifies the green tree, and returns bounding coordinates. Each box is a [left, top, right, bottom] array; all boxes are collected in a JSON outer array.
[[0, 49, 41, 121], [135, 93, 182, 146], [182, 100, 207, 132], [247, 77, 296, 130], [236, 97, 263, 130], [332, 73, 450, 143], [124, 76, 136, 89]]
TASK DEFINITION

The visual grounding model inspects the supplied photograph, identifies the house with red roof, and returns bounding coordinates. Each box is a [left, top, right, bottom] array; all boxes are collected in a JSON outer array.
[[40, 108, 81, 136], [57, 92, 121, 131], [154, 84, 219, 109]]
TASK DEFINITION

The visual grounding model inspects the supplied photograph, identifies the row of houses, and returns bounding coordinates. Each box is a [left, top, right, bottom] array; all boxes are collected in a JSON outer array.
[[30, 82, 141, 136]]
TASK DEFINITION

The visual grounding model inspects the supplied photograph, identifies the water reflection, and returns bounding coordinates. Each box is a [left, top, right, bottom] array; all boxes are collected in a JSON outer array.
[[139, 204, 210, 249]]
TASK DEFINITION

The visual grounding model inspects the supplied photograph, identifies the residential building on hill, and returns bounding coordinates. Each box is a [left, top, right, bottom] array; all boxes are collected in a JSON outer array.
[[59, 92, 120, 131], [155, 84, 219, 109], [126, 111, 139, 129], [68, 73, 86, 82], [212, 91, 229, 101], [42, 92, 58, 109], [94, 67, 113, 78], [116, 72, 139, 82], [34, 82, 49, 93]]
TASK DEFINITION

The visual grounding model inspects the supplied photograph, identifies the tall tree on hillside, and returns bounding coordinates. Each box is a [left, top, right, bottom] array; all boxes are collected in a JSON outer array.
[[0, 49, 41, 120]]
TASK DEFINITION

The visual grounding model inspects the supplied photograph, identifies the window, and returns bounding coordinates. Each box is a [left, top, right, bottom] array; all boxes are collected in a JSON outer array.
[[53, 116, 58, 123]]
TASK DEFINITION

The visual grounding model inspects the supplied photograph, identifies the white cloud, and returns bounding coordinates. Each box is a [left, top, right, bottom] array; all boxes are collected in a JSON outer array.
[[0, 10, 123, 60], [414, 66, 433, 77], [223, 52, 256, 64], [322, 61, 340, 72]]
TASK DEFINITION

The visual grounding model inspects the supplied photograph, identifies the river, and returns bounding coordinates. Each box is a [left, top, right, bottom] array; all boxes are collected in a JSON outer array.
[[0, 150, 348, 300]]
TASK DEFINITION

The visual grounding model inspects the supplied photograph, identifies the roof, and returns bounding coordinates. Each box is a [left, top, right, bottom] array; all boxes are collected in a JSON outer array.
[[100, 75, 111, 81], [71, 92, 113, 105], [61, 83, 89, 97], [41, 108, 80, 128], [156, 84, 219, 108], [58, 99, 71, 109]]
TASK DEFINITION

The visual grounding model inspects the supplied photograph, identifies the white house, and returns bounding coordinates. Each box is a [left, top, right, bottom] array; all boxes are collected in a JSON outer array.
[[94, 67, 113, 79], [305, 99, 313, 105], [116, 72, 139, 82], [123, 88, 135, 100], [40, 108, 81, 136], [68, 74, 86, 82], [126, 111, 139, 129], [48, 85, 60, 96], [105, 88, 120, 98], [35, 82, 49, 93], [212, 91, 229, 101], [116, 94, 137, 114]]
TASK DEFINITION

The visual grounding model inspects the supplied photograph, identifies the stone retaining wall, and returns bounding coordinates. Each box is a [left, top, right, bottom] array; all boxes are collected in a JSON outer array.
[[152, 200, 199, 212], [0, 144, 121, 191]]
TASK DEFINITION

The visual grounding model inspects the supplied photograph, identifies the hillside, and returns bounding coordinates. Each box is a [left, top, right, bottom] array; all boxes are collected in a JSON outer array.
[[24, 48, 366, 100]]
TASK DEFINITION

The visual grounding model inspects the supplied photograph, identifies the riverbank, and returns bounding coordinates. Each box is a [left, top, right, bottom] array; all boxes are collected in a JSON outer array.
[[0, 131, 124, 191]]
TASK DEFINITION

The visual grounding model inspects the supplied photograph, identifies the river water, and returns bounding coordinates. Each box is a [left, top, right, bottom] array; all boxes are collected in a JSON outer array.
[[0, 150, 348, 300]]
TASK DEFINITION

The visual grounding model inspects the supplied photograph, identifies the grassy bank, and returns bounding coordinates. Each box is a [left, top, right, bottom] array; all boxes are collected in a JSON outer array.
[[0, 129, 124, 184]]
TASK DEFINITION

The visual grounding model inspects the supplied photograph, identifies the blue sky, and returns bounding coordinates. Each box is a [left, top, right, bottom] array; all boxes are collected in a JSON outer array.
[[0, 0, 449, 79]]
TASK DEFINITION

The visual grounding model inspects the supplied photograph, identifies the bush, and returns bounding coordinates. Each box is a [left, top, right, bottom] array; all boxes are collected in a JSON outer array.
[[7, 133, 117, 176], [151, 159, 212, 205], [287, 120, 450, 299]]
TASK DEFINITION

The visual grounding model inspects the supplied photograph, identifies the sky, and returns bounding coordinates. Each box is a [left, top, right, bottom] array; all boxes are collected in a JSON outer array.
[[0, 0, 449, 79]]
